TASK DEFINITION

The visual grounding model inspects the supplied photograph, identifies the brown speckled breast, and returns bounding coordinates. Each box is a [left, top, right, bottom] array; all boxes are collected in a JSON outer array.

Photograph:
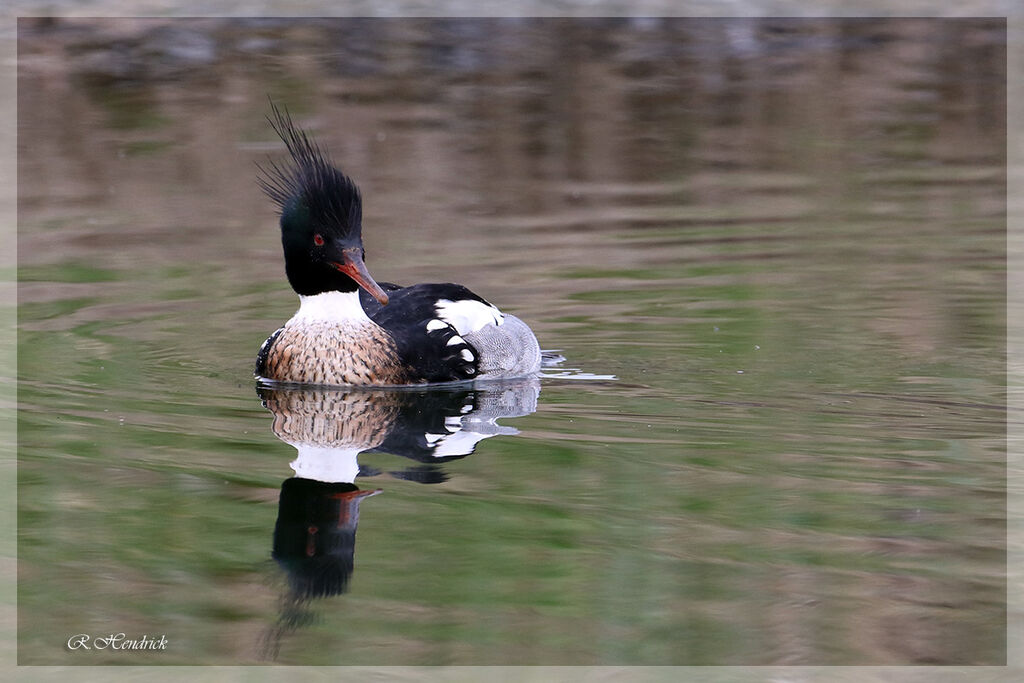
[[261, 320, 410, 386]]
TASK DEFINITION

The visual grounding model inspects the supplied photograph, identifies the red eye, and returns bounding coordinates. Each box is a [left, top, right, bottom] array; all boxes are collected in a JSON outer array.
[[313, 234, 324, 246]]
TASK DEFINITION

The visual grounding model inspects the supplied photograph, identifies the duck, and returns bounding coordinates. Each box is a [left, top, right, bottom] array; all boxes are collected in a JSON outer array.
[[255, 104, 541, 387]]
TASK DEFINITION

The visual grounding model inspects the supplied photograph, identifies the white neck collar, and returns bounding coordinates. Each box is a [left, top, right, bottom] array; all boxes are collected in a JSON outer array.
[[291, 290, 369, 324]]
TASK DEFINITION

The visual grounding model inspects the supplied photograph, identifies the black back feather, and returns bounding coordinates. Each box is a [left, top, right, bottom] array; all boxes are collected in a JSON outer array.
[[359, 283, 487, 383], [257, 101, 362, 237]]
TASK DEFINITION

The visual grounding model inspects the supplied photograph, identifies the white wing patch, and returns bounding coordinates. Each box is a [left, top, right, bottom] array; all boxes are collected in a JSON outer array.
[[434, 298, 504, 335]]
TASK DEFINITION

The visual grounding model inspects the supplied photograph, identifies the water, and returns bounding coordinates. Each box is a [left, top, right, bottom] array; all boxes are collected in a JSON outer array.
[[16, 17, 1005, 665]]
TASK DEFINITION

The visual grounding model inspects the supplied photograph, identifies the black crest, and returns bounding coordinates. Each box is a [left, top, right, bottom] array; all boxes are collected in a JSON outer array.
[[257, 101, 362, 235]]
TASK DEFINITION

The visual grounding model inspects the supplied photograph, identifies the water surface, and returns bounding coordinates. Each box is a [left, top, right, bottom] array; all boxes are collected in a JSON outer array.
[[16, 17, 1005, 665]]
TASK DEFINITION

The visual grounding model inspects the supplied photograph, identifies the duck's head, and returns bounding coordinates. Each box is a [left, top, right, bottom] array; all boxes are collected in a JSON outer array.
[[258, 103, 389, 305]]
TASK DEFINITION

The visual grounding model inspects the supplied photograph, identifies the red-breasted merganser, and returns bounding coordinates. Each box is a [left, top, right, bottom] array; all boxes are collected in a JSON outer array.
[[255, 104, 541, 386]]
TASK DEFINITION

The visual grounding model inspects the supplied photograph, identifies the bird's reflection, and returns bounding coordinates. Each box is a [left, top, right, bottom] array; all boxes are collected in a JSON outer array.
[[257, 378, 539, 660]]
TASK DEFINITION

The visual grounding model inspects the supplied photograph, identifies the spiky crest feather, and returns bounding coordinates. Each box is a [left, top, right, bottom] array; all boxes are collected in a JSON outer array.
[[257, 100, 363, 237]]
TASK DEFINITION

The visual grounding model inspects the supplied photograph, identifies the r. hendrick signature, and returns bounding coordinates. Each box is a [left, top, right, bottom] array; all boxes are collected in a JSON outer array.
[[67, 633, 168, 651]]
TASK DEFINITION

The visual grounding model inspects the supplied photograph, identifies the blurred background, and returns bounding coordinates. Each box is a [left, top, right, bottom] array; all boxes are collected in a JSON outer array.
[[16, 17, 1005, 664]]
